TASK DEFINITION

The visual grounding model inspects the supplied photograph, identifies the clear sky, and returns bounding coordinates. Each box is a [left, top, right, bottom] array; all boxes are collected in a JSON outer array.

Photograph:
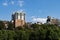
[[0, 0, 60, 23]]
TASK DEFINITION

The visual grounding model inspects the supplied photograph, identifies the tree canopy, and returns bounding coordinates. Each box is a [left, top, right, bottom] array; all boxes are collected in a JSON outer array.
[[0, 21, 60, 40]]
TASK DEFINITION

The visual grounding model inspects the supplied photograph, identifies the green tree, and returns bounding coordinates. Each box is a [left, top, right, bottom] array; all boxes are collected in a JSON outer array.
[[8, 22, 14, 30], [0, 21, 5, 30]]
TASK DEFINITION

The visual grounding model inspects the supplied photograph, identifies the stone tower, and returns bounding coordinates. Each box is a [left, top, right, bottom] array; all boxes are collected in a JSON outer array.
[[12, 10, 25, 27]]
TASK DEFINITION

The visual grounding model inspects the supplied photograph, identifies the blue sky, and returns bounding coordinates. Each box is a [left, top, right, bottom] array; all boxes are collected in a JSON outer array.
[[0, 0, 60, 23]]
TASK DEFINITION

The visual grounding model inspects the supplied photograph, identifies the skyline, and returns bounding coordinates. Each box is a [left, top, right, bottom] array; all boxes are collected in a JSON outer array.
[[0, 0, 60, 23]]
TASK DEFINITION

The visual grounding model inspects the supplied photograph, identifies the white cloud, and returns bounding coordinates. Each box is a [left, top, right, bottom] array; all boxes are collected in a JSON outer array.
[[18, 0, 24, 7], [3, 2, 8, 6], [11, 1, 14, 5], [32, 17, 47, 24]]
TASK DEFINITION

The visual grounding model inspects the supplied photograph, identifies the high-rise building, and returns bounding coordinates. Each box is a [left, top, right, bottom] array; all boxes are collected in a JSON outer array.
[[12, 10, 25, 27]]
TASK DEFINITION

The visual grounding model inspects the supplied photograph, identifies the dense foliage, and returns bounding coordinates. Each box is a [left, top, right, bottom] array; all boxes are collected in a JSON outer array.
[[0, 21, 60, 40]]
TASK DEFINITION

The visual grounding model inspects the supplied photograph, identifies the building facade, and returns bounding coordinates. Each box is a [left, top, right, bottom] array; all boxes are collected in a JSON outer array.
[[12, 10, 25, 27], [46, 16, 60, 25]]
